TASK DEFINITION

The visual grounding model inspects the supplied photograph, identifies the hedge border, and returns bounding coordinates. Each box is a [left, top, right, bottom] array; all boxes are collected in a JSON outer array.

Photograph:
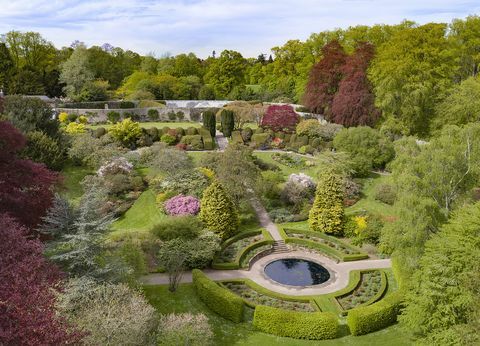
[[192, 269, 245, 323], [212, 229, 273, 270], [253, 305, 339, 340]]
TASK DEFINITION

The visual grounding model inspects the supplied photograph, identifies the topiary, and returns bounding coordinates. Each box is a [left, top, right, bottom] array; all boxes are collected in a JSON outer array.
[[241, 127, 253, 142], [147, 109, 160, 121], [186, 127, 198, 135], [93, 127, 107, 138], [199, 180, 238, 239], [78, 115, 88, 124], [202, 110, 216, 138], [309, 170, 345, 235], [146, 127, 159, 141], [220, 109, 235, 137]]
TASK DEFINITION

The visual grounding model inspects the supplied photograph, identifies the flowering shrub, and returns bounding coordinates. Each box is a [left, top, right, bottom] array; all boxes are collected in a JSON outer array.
[[354, 216, 368, 235], [271, 137, 283, 148], [65, 122, 86, 134], [164, 195, 200, 216], [97, 157, 133, 177], [288, 173, 316, 189], [58, 112, 69, 123], [261, 105, 299, 132]]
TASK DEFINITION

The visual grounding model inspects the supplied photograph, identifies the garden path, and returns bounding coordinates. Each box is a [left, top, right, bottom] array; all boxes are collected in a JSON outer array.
[[141, 252, 391, 296], [215, 130, 228, 151], [248, 194, 283, 241]]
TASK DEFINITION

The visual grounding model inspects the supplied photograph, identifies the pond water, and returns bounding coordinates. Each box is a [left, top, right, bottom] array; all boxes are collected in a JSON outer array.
[[264, 258, 330, 286]]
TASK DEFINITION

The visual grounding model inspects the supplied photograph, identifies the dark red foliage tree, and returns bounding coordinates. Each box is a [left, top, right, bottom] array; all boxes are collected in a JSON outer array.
[[0, 215, 82, 345], [331, 42, 380, 127], [0, 121, 59, 229], [261, 105, 299, 132], [303, 40, 347, 117]]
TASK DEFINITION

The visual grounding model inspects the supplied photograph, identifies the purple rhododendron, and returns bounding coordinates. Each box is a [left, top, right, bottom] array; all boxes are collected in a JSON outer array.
[[164, 195, 200, 216]]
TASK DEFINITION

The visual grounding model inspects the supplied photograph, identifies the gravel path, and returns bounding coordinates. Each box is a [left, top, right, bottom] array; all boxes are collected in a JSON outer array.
[[214, 130, 228, 151]]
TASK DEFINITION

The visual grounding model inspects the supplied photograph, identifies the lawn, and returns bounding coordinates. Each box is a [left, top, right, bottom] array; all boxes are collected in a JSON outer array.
[[110, 189, 165, 234], [143, 284, 412, 346], [59, 164, 93, 204], [346, 173, 395, 217]]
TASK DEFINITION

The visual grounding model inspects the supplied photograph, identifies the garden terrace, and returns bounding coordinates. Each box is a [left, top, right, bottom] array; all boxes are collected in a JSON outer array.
[[336, 270, 386, 312], [279, 228, 369, 262]]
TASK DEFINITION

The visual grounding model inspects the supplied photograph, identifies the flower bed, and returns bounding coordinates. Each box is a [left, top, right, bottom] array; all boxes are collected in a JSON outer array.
[[288, 232, 356, 255], [216, 234, 264, 263], [223, 282, 315, 312], [271, 153, 306, 168], [337, 271, 383, 310]]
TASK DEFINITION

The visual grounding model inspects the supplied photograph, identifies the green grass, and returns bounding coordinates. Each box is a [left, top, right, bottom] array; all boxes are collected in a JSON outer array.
[[346, 173, 395, 217], [253, 152, 319, 178], [143, 284, 412, 346], [88, 121, 203, 129], [59, 164, 93, 204], [110, 189, 165, 234]]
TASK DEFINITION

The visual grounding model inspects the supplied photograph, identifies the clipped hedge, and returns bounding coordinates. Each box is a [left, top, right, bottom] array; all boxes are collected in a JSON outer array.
[[198, 127, 215, 150], [180, 135, 204, 150], [346, 291, 404, 336], [253, 305, 339, 340], [192, 269, 244, 323]]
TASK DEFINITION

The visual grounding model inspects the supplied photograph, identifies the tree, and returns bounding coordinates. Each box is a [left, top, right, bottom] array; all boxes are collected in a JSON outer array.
[[157, 239, 188, 292], [333, 127, 394, 176], [261, 104, 299, 132], [0, 121, 59, 229], [57, 277, 156, 345], [449, 15, 480, 80], [331, 42, 380, 127], [0, 215, 81, 345], [308, 170, 345, 235], [200, 180, 238, 239], [433, 76, 480, 129], [3, 95, 59, 138], [369, 23, 457, 136], [202, 109, 216, 137], [60, 46, 94, 100], [0, 43, 15, 90], [303, 40, 347, 116], [220, 109, 235, 137], [400, 202, 480, 345], [204, 50, 246, 98]]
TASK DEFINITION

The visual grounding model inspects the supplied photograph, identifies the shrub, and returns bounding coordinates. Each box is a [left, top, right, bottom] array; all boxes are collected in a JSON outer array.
[[180, 135, 204, 150], [309, 170, 345, 235], [107, 111, 121, 123], [374, 183, 397, 205], [199, 180, 238, 239], [251, 133, 271, 148], [296, 119, 323, 138], [67, 113, 78, 122], [269, 208, 296, 223], [93, 127, 107, 138], [186, 127, 198, 135], [65, 122, 86, 134], [151, 215, 202, 240], [160, 134, 176, 145], [164, 195, 200, 216], [157, 313, 213, 346], [261, 105, 299, 132], [241, 127, 253, 141], [333, 127, 394, 176], [347, 291, 404, 336], [109, 118, 142, 148], [167, 111, 176, 121], [231, 131, 244, 144], [146, 143, 193, 176], [58, 112, 69, 123], [78, 115, 88, 124], [192, 269, 244, 322], [147, 109, 159, 121], [22, 131, 64, 170], [202, 110, 216, 138], [299, 145, 315, 154], [175, 127, 185, 136], [253, 305, 338, 340], [120, 101, 135, 109], [146, 127, 159, 141]]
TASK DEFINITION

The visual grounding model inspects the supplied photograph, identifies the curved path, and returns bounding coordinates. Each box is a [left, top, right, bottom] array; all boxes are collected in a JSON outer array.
[[141, 251, 391, 296]]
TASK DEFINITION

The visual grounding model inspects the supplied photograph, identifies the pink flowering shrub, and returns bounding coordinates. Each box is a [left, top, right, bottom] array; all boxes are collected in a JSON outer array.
[[164, 195, 200, 216]]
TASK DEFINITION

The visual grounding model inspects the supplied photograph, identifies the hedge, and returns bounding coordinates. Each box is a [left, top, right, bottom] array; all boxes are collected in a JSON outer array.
[[231, 130, 244, 144], [198, 127, 215, 150], [346, 290, 404, 336], [251, 133, 270, 147], [253, 305, 339, 340], [192, 269, 244, 323], [180, 135, 204, 150]]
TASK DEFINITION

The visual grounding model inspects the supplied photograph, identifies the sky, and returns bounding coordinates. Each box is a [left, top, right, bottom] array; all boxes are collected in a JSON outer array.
[[0, 0, 479, 58]]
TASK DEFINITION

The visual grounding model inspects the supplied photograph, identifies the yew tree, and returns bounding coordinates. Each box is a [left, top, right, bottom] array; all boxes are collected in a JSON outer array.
[[303, 40, 347, 117], [0, 215, 81, 345], [331, 42, 380, 127], [0, 121, 58, 229]]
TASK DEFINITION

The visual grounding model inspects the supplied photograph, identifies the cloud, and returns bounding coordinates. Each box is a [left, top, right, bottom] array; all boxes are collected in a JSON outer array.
[[0, 0, 478, 57]]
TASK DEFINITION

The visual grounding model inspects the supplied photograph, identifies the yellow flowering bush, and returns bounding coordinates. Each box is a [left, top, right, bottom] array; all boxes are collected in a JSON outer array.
[[65, 122, 86, 134], [353, 216, 368, 235], [58, 112, 69, 123], [197, 167, 215, 180]]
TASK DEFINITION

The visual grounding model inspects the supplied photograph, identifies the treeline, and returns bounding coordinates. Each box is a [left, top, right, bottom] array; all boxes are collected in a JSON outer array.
[[1, 15, 480, 136]]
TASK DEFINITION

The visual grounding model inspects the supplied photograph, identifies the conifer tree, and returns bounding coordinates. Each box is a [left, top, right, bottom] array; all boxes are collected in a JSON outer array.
[[309, 170, 344, 235], [200, 180, 238, 239], [220, 109, 235, 137], [202, 109, 216, 138]]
